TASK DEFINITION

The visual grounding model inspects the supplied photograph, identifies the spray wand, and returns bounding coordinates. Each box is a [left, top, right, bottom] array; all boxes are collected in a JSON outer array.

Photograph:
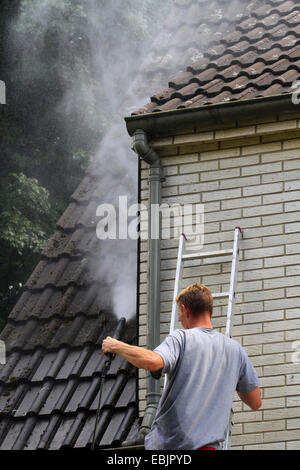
[[91, 317, 127, 450]]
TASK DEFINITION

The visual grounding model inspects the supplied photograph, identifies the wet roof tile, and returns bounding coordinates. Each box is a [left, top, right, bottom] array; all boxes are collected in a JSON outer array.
[[133, 0, 300, 115]]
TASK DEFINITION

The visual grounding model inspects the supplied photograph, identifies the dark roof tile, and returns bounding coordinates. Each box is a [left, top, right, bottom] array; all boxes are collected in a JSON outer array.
[[133, 0, 300, 115]]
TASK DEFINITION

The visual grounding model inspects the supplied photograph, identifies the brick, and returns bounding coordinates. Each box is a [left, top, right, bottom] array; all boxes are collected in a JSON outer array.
[[263, 233, 300, 247], [231, 433, 263, 446], [178, 142, 218, 155], [164, 173, 199, 186], [285, 180, 300, 191], [202, 187, 241, 202], [178, 181, 219, 195], [162, 193, 201, 205], [257, 120, 297, 134], [234, 237, 262, 250], [220, 155, 260, 169], [151, 136, 173, 148], [215, 125, 256, 140], [236, 301, 263, 315], [243, 332, 284, 346], [286, 328, 300, 340], [242, 203, 283, 218], [263, 407, 300, 421], [263, 299, 300, 312], [174, 131, 214, 145], [244, 246, 284, 260], [221, 217, 261, 232], [244, 310, 283, 324], [285, 201, 300, 212], [204, 208, 242, 223], [263, 169, 300, 184], [244, 442, 285, 450], [284, 159, 300, 171], [232, 323, 262, 336], [263, 211, 300, 225], [220, 175, 260, 190], [244, 267, 284, 281], [264, 189, 300, 204], [283, 138, 300, 149], [286, 307, 300, 318], [243, 182, 283, 197], [242, 142, 281, 156], [234, 411, 262, 424], [200, 147, 240, 161], [287, 286, 300, 297], [221, 195, 261, 210], [242, 162, 282, 176], [251, 353, 284, 367], [161, 153, 198, 166], [259, 375, 285, 387], [264, 385, 300, 398], [264, 430, 300, 443], [264, 363, 300, 376], [263, 341, 295, 354], [264, 254, 300, 268], [244, 225, 283, 239], [201, 168, 240, 181], [244, 420, 285, 433], [286, 373, 300, 385], [285, 222, 300, 233], [287, 396, 300, 407], [287, 441, 300, 450], [260, 397, 285, 410], [286, 243, 300, 254], [179, 160, 218, 173], [162, 186, 179, 197], [264, 275, 300, 290], [287, 418, 300, 429]]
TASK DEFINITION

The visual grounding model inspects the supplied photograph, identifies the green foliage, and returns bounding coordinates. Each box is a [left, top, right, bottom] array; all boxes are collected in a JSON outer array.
[[0, 173, 52, 255]]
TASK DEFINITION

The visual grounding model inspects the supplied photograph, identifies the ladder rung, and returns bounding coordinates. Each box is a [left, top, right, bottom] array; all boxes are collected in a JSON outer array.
[[212, 292, 230, 299], [182, 249, 233, 261]]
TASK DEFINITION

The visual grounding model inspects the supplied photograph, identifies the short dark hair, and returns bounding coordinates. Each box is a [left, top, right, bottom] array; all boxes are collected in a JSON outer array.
[[176, 283, 213, 317]]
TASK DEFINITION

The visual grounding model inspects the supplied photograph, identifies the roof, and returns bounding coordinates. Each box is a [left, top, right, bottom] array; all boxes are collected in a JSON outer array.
[[0, 168, 137, 449], [133, 0, 300, 115]]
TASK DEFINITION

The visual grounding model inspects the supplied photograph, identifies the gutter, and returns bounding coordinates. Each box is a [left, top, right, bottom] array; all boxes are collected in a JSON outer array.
[[125, 93, 295, 138], [127, 129, 164, 443]]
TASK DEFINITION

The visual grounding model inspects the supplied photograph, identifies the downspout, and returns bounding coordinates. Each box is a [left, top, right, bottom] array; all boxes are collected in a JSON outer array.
[[132, 129, 164, 440]]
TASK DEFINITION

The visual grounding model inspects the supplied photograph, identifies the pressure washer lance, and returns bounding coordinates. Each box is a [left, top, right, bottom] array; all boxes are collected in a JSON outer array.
[[91, 317, 127, 450]]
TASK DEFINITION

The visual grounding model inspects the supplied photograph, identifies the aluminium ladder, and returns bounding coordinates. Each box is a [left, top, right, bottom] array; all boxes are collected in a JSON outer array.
[[166, 226, 243, 450]]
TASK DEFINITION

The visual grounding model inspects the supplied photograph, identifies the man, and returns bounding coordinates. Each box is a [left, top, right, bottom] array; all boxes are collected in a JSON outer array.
[[102, 283, 261, 450]]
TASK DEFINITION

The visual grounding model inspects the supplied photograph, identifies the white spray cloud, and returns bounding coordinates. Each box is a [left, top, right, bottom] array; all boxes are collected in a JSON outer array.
[[10, 0, 260, 321]]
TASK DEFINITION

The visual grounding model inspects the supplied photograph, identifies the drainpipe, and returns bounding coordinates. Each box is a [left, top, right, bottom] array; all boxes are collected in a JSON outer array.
[[132, 129, 164, 440]]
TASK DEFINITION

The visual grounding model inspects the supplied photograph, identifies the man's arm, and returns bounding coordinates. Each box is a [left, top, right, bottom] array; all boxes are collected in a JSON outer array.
[[238, 386, 262, 411], [102, 336, 164, 371]]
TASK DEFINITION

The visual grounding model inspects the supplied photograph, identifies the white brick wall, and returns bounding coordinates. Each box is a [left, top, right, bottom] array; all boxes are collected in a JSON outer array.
[[138, 113, 300, 450]]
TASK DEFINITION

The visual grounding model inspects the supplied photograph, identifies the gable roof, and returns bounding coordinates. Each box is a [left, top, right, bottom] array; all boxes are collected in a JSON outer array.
[[133, 0, 300, 115], [0, 168, 138, 449]]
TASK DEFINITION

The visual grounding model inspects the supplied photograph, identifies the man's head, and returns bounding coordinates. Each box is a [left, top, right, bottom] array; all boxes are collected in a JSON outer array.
[[176, 283, 213, 329]]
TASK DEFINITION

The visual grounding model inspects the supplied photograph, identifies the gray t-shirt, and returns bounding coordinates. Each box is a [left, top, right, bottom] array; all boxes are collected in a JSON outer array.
[[145, 328, 260, 450]]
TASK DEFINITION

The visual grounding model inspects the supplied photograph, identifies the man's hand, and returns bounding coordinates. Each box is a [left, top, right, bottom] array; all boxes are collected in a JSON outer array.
[[101, 336, 164, 371], [102, 336, 119, 355]]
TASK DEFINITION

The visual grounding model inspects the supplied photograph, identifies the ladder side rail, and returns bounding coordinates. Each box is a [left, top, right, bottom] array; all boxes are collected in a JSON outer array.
[[164, 234, 186, 390], [169, 234, 186, 335], [224, 227, 243, 450], [225, 227, 242, 338]]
